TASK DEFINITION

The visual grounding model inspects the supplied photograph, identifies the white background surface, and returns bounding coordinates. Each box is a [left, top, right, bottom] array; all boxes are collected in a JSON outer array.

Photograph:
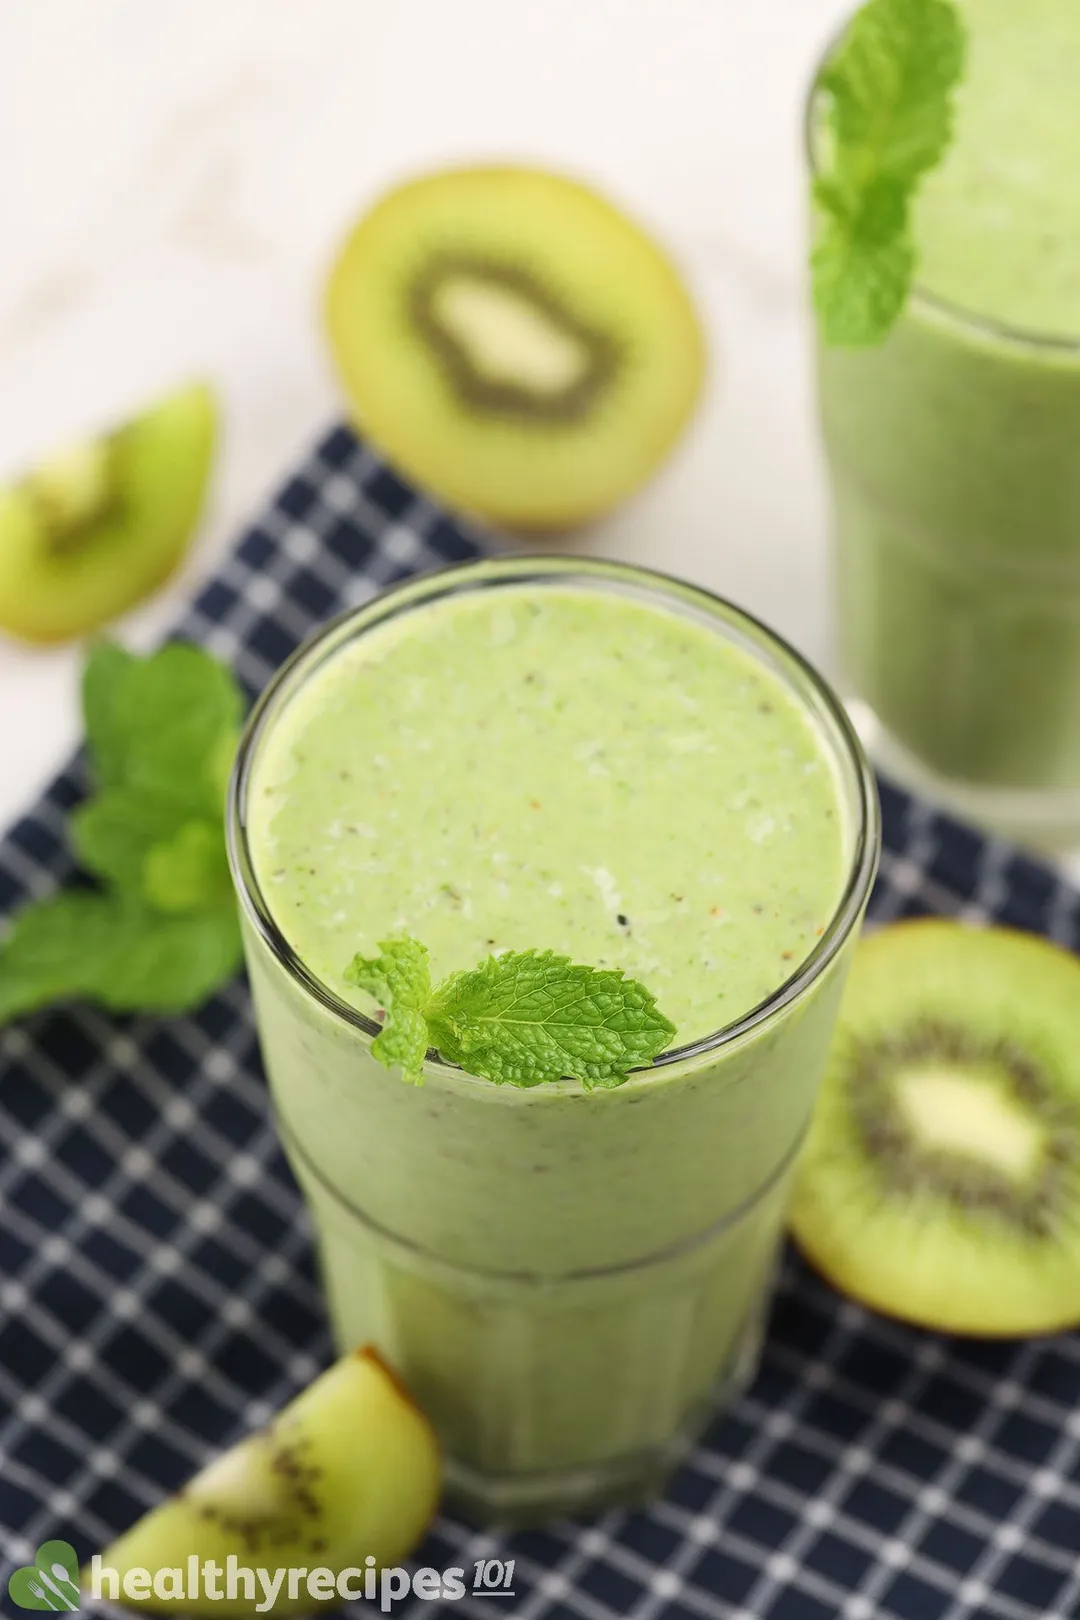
[[2, 0, 853, 833]]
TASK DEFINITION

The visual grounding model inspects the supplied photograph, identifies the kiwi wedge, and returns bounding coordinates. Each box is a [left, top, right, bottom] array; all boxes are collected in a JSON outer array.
[[324, 164, 705, 528], [90, 1347, 440, 1616], [0, 380, 216, 643], [790, 920, 1080, 1337]]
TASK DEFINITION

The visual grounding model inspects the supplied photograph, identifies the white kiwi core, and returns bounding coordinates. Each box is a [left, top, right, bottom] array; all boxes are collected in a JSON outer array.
[[186, 1433, 284, 1513], [895, 1065, 1044, 1180], [432, 275, 589, 395], [25, 439, 115, 538]]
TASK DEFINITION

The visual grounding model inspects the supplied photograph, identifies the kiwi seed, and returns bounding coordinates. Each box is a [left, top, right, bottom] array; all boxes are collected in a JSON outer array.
[[92, 1348, 441, 1614], [845, 1019, 1080, 1240], [408, 252, 620, 423], [324, 164, 705, 528], [184, 1430, 322, 1557], [790, 919, 1080, 1337]]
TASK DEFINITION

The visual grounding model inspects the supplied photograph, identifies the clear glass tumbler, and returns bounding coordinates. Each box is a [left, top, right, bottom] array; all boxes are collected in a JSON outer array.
[[227, 557, 879, 1525], [808, 60, 1080, 853]]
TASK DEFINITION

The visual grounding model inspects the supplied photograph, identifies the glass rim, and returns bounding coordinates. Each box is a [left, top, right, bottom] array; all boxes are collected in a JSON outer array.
[[804, 30, 1080, 358], [226, 554, 880, 1084]]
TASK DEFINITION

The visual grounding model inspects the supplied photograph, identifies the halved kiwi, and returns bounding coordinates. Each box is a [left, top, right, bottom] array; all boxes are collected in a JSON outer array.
[[790, 920, 1080, 1337], [0, 379, 216, 643], [91, 1347, 440, 1616], [324, 164, 706, 528]]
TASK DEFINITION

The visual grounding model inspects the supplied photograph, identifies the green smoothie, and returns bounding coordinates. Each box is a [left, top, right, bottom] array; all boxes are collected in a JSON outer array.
[[251, 586, 846, 1045], [230, 559, 876, 1521], [816, 0, 1080, 834]]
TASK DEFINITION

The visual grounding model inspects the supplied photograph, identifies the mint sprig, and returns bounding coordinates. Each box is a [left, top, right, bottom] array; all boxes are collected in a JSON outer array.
[[346, 937, 677, 1089], [345, 935, 434, 1083], [0, 641, 245, 1025], [811, 0, 966, 346]]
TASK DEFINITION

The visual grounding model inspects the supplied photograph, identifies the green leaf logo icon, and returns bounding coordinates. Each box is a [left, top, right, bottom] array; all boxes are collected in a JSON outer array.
[[7, 1541, 80, 1611]]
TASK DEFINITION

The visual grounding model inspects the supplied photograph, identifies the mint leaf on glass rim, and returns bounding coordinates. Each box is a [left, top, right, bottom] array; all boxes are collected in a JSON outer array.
[[819, 0, 965, 181], [429, 950, 678, 1090], [346, 935, 434, 1085], [811, 0, 966, 346], [811, 175, 914, 347], [346, 937, 678, 1090]]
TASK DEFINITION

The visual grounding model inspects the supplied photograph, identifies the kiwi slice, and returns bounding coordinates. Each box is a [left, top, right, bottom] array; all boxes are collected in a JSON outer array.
[[324, 164, 705, 528], [0, 379, 216, 643], [90, 1347, 440, 1616], [790, 920, 1080, 1337]]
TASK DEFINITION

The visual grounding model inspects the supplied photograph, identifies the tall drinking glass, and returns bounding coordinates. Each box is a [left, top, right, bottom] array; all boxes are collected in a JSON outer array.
[[227, 557, 879, 1524], [810, 2, 1080, 851]]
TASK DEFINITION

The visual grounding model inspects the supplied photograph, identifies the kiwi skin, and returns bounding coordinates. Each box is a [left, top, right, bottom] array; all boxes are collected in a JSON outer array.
[[790, 919, 1080, 1339], [324, 164, 706, 530]]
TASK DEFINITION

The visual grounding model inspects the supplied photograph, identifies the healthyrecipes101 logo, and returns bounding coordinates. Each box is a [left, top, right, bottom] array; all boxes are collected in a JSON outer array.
[[8, 1546, 518, 1613]]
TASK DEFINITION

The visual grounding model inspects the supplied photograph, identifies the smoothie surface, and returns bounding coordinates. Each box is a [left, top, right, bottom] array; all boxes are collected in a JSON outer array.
[[248, 584, 848, 1047], [912, 0, 1080, 337]]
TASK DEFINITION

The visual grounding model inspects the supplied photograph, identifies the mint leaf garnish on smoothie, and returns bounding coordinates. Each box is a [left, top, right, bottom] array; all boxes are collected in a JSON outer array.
[[345, 934, 434, 1084], [429, 949, 678, 1089], [346, 936, 677, 1088], [811, 0, 967, 345]]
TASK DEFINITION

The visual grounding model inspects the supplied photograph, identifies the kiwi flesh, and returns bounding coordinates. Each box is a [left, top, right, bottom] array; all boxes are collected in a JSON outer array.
[[324, 165, 705, 529], [90, 1347, 440, 1616], [0, 379, 216, 643], [790, 919, 1080, 1337]]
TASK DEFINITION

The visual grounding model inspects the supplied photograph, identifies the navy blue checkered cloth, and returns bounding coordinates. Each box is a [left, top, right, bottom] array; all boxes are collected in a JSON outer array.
[[2, 425, 1080, 1620]]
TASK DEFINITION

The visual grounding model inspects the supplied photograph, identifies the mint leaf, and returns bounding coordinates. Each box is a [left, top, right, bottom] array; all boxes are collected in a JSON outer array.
[[82, 639, 242, 815], [71, 785, 188, 892], [344, 938, 678, 1089], [0, 638, 247, 1028], [142, 821, 233, 914], [0, 891, 242, 1024], [345, 935, 433, 1084], [811, 175, 914, 347], [82, 642, 138, 789], [819, 0, 965, 181], [101, 905, 242, 1011], [427, 949, 677, 1090], [0, 893, 126, 1023], [75, 644, 237, 910], [811, 0, 966, 345]]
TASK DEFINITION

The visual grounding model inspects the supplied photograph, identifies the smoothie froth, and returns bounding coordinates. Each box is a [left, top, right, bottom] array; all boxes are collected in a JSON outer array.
[[249, 584, 848, 1045], [913, 0, 1080, 338]]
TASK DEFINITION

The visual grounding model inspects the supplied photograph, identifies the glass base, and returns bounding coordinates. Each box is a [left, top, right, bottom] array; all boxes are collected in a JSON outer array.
[[444, 1447, 678, 1528], [441, 1347, 758, 1527], [849, 698, 1080, 871], [301, 1112, 793, 1529]]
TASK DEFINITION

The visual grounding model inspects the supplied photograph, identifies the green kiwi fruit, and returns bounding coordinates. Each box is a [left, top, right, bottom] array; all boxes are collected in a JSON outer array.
[[790, 919, 1080, 1337], [90, 1347, 440, 1616], [0, 379, 216, 643], [324, 164, 706, 528]]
